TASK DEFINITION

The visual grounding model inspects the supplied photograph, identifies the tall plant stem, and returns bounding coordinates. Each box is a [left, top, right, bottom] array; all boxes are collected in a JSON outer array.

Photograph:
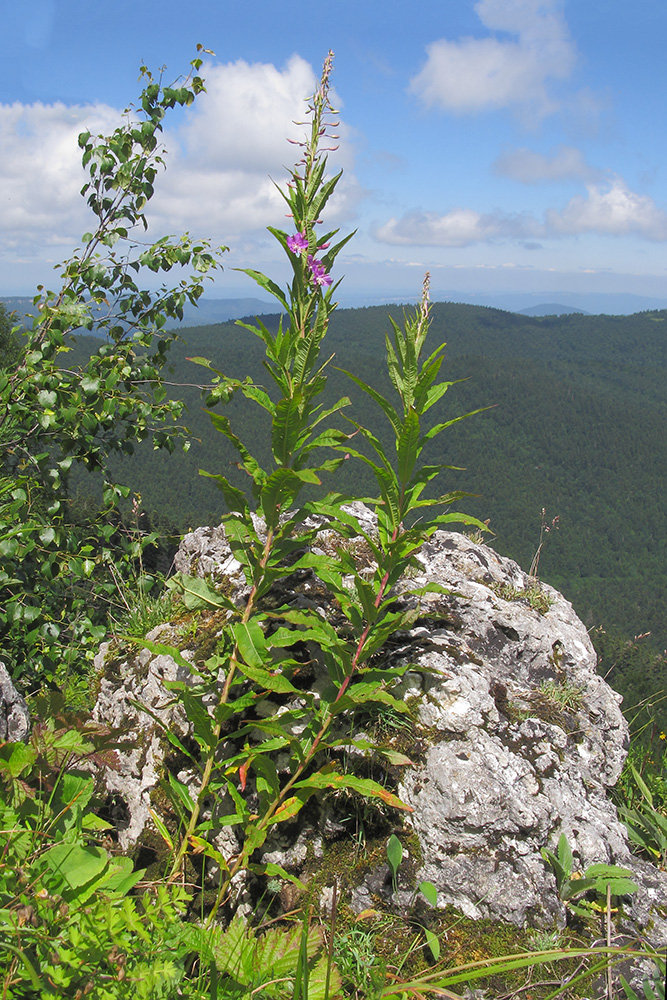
[[335, 524, 400, 704], [205, 525, 401, 922], [168, 531, 275, 881]]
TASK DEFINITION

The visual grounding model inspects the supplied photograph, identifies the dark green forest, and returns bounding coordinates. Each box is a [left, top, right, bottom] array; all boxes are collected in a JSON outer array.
[[64, 301, 667, 730]]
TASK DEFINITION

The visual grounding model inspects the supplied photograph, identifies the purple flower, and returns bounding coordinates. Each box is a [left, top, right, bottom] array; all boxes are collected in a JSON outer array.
[[307, 254, 333, 287], [287, 231, 309, 255]]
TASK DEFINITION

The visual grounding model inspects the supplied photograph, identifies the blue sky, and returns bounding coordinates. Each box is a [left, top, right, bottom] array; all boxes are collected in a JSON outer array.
[[3, 0, 667, 309]]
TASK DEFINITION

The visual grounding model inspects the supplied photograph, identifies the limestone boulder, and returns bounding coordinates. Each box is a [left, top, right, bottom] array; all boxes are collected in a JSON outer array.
[[92, 514, 667, 947]]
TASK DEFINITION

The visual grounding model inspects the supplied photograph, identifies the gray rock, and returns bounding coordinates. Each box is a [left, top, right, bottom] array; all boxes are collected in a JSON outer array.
[[93, 624, 241, 861], [92, 514, 667, 951], [0, 661, 30, 742], [92, 628, 192, 849], [173, 523, 247, 585], [392, 531, 666, 941]]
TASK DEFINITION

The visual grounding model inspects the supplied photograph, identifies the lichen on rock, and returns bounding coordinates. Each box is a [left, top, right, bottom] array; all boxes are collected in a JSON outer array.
[[92, 512, 667, 950]]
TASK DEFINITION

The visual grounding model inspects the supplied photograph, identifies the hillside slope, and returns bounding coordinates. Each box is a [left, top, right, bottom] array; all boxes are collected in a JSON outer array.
[[66, 303, 667, 669]]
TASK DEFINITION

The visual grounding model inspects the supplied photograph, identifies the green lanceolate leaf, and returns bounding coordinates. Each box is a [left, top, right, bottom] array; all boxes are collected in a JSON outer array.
[[240, 381, 277, 415], [166, 573, 237, 611], [233, 620, 299, 693], [425, 928, 441, 962], [419, 405, 493, 445], [272, 395, 305, 465], [148, 807, 175, 850], [269, 792, 311, 826], [266, 611, 342, 652], [557, 832, 574, 877], [260, 467, 317, 527], [252, 753, 280, 802], [630, 764, 656, 807], [293, 767, 413, 811], [164, 684, 215, 751], [237, 268, 289, 311], [560, 876, 599, 901], [124, 635, 197, 673], [385, 325, 405, 402], [250, 861, 307, 891], [167, 772, 196, 816], [233, 619, 268, 669], [419, 880, 438, 906], [234, 658, 300, 694], [128, 698, 198, 762], [396, 406, 421, 487], [0, 943, 43, 989], [387, 833, 403, 879], [200, 470, 251, 516], [338, 368, 400, 435], [206, 410, 267, 488]]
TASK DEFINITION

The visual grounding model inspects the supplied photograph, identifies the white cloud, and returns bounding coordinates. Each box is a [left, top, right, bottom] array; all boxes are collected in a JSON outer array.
[[375, 208, 541, 247], [153, 56, 359, 239], [409, 0, 576, 119], [547, 179, 667, 240], [0, 101, 119, 258], [178, 57, 318, 172], [0, 56, 360, 268], [375, 177, 667, 247], [494, 145, 598, 183]]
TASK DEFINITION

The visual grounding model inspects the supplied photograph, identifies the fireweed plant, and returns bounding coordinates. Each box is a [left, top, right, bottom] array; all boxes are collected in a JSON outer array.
[[148, 53, 486, 921]]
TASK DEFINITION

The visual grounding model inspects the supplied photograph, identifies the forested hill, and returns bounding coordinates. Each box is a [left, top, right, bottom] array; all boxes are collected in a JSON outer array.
[[68, 301, 667, 696]]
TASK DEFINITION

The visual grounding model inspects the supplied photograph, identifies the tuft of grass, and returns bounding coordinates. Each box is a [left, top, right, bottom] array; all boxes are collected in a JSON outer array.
[[489, 580, 554, 615], [525, 583, 555, 615], [527, 928, 564, 952], [110, 585, 175, 638], [538, 678, 586, 710], [334, 923, 387, 999]]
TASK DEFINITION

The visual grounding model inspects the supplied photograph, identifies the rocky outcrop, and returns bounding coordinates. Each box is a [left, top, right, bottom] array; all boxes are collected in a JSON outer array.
[[93, 638, 196, 847], [92, 511, 667, 946], [389, 532, 665, 938]]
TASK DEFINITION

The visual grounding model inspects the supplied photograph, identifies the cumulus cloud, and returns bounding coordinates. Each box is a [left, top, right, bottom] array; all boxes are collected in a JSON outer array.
[[494, 145, 598, 183], [547, 179, 667, 240], [0, 55, 359, 266], [375, 177, 667, 248], [409, 0, 576, 119], [0, 101, 119, 257], [153, 56, 358, 238], [180, 57, 317, 172]]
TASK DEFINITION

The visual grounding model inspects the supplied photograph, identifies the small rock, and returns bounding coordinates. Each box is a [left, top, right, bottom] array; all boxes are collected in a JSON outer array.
[[0, 661, 30, 742]]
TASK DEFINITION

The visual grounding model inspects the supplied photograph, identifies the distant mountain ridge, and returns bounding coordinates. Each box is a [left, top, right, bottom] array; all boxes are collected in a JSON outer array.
[[518, 303, 589, 317], [5, 290, 667, 330], [0, 295, 276, 333], [169, 297, 276, 326]]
